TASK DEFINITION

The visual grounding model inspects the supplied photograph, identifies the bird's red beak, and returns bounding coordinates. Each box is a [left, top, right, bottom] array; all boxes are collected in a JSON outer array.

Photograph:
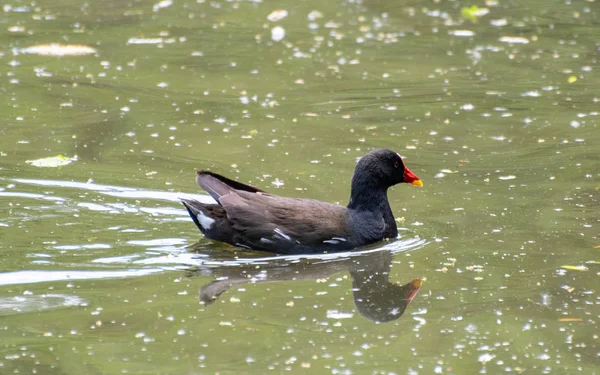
[[404, 167, 423, 187]]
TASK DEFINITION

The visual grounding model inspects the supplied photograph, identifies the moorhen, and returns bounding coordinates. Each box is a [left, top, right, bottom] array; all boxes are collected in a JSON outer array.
[[181, 148, 422, 254]]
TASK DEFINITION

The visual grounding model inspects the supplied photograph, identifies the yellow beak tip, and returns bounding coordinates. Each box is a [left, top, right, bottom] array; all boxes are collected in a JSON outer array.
[[411, 179, 423, 187]]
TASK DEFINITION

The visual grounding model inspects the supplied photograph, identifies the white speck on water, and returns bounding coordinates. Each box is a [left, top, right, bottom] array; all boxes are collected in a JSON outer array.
[[246, 356, 255, 363], [271, 26, 285, 42], [478, 353, 495, 363], [267, 9, 288, 22], [570, 120, 580, 128], [465, 323, 477, 333], [177, 329, 186, 335], [326, 310, 353, 319], [490, 18, 508, 27], [460, 103, 474, 110], [214, 117, 226, 124], [498, 175, 516, 181], [307, 10, 323, 21], [521, 91, 541, 97], [152, 0, 172, 12], [127, 37, 164, 45], [451, 30, 475, 37], [499, 36, 529, 44], [271, 178, 284, 187], [18, 44, 96, 56], [156, 82, 168, 88]]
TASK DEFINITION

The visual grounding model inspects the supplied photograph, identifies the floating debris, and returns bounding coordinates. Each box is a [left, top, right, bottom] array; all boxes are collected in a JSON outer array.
[[25, 155, 78, 168], [307, 10, 323, 21], [17, 44, 97, 56], [8, 25, 26, 33], [267, 9, 288, 22], [327, 310, 354, 319], [271, 26, 285, 42], [127, 37, 165, 45], [490, 19, 508, 27], [499, 36, 529, 44], [450, 30, 475, 37], [152, 0, 172, 12], [498, 175, 516, 180], [521, 91, 541, 97], [560, 265, 588, 272], [461, 6, 489, 23]]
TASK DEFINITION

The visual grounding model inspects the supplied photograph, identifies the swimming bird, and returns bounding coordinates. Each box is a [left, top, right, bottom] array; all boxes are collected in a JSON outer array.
[[181, 149, 422, 254]]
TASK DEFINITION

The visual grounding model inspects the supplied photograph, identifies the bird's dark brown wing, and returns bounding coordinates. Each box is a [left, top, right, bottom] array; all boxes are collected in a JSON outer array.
[[196, 171, 265, 202], [219, 191, 353, 250]]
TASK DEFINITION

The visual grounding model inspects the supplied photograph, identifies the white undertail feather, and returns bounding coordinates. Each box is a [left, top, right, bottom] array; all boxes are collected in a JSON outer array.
[[196, 212, 215, 230]]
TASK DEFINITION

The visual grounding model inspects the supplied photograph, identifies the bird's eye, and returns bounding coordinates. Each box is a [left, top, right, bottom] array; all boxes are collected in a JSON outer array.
[[394, 161, 400, 168]]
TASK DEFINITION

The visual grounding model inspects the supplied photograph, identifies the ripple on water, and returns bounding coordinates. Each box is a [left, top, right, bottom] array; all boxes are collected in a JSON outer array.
[[0, 269, 163, 286], [0, 294, 88, 316]]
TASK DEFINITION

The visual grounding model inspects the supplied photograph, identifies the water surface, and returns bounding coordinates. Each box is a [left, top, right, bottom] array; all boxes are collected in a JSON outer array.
[[1, 0, 598, 374]]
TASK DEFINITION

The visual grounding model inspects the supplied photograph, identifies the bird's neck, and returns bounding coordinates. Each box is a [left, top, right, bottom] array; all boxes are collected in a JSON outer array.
[[347, 183, 388, 210], [347, 179, 397, 237]]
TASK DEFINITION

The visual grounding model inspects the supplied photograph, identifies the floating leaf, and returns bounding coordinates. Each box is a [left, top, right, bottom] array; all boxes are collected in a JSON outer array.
[[559, 318, 583, 322], [568, 76, 577, 83], [560, 265, 588, 272], [25, 155, 78, 168], [461, 6, 489, 23]]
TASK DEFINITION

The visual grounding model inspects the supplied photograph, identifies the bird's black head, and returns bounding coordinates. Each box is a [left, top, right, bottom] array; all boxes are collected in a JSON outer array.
[[353, 149, 423, 189]]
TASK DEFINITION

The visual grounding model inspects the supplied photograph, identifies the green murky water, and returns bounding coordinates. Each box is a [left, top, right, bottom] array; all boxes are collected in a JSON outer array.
[[1, 0, 598, 374]]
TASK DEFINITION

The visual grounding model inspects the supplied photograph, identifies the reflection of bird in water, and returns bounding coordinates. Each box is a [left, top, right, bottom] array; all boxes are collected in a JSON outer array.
[[348, 250, 422, 323], [189, 249, 423, 323]]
